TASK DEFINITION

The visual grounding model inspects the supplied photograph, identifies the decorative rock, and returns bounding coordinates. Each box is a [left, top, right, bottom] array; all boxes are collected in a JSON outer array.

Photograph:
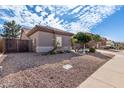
[[63, 64, 73, 70], [0, 66, 3, 73]]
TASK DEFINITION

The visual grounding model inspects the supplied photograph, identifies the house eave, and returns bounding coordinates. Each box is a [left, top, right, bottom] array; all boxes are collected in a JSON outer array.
[[26, 25, 74, 37]]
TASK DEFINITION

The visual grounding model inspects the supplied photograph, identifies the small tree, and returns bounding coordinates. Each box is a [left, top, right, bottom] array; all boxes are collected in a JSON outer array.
[[73, 32, 92, 53], [71, 36, 78, 51], [0, 20, 21, 39]]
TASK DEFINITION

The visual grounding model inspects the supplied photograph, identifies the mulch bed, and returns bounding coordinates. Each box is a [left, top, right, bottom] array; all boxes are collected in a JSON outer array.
[[0, 52, 114, 88]]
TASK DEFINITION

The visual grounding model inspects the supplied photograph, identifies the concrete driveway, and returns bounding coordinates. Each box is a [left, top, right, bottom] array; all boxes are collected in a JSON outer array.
[[78, 49, 124, 88]]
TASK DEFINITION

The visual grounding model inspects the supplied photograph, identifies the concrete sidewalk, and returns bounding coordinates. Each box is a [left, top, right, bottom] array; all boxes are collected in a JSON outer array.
[[78, 50, 124, 88]]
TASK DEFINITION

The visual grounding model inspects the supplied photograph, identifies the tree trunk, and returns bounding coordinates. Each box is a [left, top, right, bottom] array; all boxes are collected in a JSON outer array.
[[83, 43, 86, 54], [96, 42, 99, 48]]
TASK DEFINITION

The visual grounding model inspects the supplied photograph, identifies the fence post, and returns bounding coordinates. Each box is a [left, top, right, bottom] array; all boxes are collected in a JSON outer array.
[[2, 39, 6, 53], [17, 39, 19, 52]]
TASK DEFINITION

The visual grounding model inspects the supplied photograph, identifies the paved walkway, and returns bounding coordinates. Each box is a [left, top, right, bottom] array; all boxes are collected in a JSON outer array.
[[78, 50, 124, 88]]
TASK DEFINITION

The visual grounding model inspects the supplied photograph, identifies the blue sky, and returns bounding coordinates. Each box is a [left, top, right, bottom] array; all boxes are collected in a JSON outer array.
[[0, 5, 123, 42], [91, 6, 124, 42]]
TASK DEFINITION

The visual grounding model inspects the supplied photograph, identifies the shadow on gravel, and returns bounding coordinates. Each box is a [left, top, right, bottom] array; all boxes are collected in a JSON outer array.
[[87, 52, 114, 61], [0, 52, 80, 78]]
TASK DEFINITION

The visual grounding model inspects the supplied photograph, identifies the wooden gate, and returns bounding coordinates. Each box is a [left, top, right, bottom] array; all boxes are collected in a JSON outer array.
[[0, 39, 4, 52], [3, 39, 32, 53], [18, 40, 29, 52]]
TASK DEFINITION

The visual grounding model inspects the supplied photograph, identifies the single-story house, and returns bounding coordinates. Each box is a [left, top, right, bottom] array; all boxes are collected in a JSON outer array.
[[87, 37, 107, 49], [22, 25, 74, 53], [106, 40, 115, 47], [20, 27, 31, 40]]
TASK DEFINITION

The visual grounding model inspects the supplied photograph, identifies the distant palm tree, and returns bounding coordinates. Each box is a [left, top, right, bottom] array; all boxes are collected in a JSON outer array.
[[0, 20, 21, 39]]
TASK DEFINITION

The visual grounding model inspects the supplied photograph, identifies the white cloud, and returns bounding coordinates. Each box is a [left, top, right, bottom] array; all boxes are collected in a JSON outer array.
[[0, 24, 3, 29], [41, 11, 48, 17], [71, 6, 82, 14], [0, 5, 121, 33], [70, 5, 121, 33], [35, 6, 43, 12]]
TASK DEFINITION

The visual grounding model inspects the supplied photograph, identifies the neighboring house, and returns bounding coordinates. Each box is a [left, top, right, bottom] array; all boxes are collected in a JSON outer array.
[[20, 27, 31, 40], [87, 40, 97, 48], [106, 40, 115, 47], [23, 25, 74, 53], [98, 37, 108, 48], [87, 37, 107, 49], [114, 42, 124, 50]]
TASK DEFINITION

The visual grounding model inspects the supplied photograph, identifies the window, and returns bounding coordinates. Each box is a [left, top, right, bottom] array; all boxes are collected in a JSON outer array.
[[56, 36, 62, 47]]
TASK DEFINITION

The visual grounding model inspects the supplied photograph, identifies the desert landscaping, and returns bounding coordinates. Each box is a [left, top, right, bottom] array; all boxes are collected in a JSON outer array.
[[0, 52, 114, 88]]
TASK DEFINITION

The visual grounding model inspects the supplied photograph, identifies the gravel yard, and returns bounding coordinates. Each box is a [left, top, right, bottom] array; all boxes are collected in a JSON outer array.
[[0, 53, 78, 77], [0, 52, 114, 88]]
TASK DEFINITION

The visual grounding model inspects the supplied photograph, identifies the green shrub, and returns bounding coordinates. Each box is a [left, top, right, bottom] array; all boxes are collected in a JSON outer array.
[[50, 51, 57, 55], [57, 50, 64, 54], [89, 48, 96, 53], [64, 50, 71, 53]]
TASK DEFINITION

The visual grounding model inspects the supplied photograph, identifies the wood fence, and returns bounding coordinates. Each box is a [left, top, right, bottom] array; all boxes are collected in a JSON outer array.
[[0, 39, 3, 52], [0, 39, 32, 53]]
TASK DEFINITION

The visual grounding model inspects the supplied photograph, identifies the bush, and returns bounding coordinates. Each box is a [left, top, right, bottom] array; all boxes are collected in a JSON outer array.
[[64, 50, 71, 53], [57, 50, 64, 54], [89, 48, 96, 53], [49, 51, 57, 55]]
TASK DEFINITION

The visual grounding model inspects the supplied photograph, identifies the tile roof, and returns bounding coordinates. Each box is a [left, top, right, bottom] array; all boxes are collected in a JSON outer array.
[[26, 25, 74, 37]]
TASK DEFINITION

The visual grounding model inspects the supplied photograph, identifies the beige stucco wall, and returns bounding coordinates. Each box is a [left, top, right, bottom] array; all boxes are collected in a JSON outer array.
[[29, 31, 39, 52], [29, 31, 39, 45], [37, 31, 54, 47], [62, 35, 71, 47], [29, 31, 72, 52], [21, 28, 31, 40]]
